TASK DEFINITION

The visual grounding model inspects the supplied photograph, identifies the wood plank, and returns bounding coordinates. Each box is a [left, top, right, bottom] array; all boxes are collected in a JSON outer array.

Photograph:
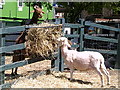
[[115, 33, 120, 69], [64, 34, 79, 38], [71, 44, 79, 48], [84, 34, 118, 43], [84, 48, 117, 55], [79, 19, 84, 51], [0, 83, 11, 88], [54, 49, 60, 72], [25, 24, 62, 29], [0, 57, 46, 72], [63, 23, 84, 28], [85, 21, 120, 32], [0, 43, 25, 54], [59, 49, 64, 72], [5, 33, 21, 35], [0, 34, 5, 85], [0, 26, 25, 34]]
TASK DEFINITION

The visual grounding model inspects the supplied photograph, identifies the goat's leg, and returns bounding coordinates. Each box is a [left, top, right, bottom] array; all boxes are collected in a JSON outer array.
[[102, 69, 110, 85], [101, 65, 110, 85], [11, 68, 15, 76], [95, 68, 104, 87], [14, 67, 18, 75], [70, 69, 74, 81]]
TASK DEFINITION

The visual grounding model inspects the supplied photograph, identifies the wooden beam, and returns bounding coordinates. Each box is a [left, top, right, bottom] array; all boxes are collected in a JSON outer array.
[[115, 32, 120, 69], [84, 34, 118, 43], [84, 48, 117, 55], [25, 24, 62, 29], [64, 23, 84, 28], [0, 43, 25, 54], [79, 19, 85, 51], [0, 83, 11, 88], [85, 21, 120, 32], [0, 26, 25, 35], [64, 34, 79, 38], [0, 34, 5, 86], [0, 57, 47, 72]]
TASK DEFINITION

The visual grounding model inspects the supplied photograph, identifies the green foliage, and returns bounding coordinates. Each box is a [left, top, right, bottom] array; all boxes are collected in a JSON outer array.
[[42, 2, 52, 12], [24, 2, 52, 11], [57, 2, 120, 23], [110, 2, 120, 14]]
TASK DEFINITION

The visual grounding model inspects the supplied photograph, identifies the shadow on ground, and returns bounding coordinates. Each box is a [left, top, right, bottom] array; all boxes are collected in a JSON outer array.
[[52, 73, 93, 85]]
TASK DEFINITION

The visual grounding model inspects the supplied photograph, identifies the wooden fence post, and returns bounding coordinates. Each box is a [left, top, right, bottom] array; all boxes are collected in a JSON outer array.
[[59, 20, 66, 72], [54, 48, 60, 72], [59, 49, 64, 72], [0, 28, 5, 86], [52, 18, 65, 72], [79, 19, 85, 51], [115, 32, 120, 69]]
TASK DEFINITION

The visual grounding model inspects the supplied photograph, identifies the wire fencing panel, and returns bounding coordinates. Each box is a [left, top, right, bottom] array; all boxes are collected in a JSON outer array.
[[115, 33, 120, 69], [0, 19, 65, 88], [58, 19, 120, 71], [0, 34, 5, 86], [84, 21, 120, 69], [0, 18, 119, 88], [0, 23, 6, 88], [0, 25, 25, 88]]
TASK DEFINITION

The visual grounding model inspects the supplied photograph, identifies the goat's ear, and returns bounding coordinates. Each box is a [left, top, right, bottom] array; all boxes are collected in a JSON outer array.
[[68, 40, 72, 46], [31, 10, 35, 13], [67, 40, 71, 48]]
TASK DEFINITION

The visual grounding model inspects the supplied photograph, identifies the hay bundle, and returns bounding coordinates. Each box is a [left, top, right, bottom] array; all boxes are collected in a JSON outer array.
[[26, 23, 62, 58]]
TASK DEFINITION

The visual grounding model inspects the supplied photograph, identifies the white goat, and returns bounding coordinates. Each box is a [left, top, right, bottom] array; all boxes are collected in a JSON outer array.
[[57, 37, 110, 87]]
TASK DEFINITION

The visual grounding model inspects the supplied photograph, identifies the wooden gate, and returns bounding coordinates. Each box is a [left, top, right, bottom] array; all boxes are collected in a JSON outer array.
[[0, 22, 63, 88], [56, 19, 120, 72], [0, 19, 120, 88]]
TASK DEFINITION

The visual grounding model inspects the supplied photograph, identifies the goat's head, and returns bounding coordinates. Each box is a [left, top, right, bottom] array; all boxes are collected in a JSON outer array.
[[31, 5, 44, 19], [57, 37, 72, 48]]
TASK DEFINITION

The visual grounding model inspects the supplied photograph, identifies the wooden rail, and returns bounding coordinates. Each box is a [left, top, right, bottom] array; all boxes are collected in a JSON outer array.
[[84, 34, 118, 43], [84, 48, 117, 55], [58, 19, 120, 72], [85, 21, 120, 32], [0, 43, 25, 54], [63, 23, 84, 28], [0, 57, 48, 72], [0, 19, 120, 88], [0, 21, 64, 88], [0, 26, 25, 34]]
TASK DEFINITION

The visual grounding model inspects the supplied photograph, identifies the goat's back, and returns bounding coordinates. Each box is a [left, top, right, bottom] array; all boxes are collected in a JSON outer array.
[[64, 51, 104, 70]]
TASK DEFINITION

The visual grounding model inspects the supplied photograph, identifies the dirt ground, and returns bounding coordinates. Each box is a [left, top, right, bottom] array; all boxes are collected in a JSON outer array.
[[5, 56, 119, 88]]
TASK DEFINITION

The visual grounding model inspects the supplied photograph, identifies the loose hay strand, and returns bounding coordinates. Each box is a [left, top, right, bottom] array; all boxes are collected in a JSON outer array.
[[26, 23, 62, 59]]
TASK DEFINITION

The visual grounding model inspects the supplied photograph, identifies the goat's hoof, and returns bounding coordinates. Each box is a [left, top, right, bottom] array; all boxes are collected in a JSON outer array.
[[101, 85, 104, 87], [70, 79, 73, 82], [11, 73, 18, 76], [11, 73, 15, 76], [107, 83, 110, 85], [14, 73, 19, 76], [15, 73, 18, 75]]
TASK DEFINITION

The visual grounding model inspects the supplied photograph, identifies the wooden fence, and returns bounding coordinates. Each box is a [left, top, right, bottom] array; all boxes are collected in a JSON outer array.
[[56, 19, 120, 72], [0, 19, 120, 88], [0, 18, 65, 88]]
